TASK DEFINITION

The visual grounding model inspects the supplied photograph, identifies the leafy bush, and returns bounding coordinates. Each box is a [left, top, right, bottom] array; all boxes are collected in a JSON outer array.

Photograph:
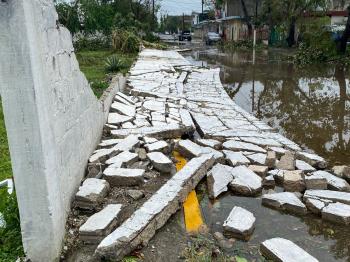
[[73, 33, 111, 52], [0, 188, 24, 262], [105, 55, 127, 73], [112, 29, 140, 53]]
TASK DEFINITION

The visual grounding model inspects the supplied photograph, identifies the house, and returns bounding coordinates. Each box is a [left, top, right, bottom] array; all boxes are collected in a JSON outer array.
[[327, 10, 349, 25]]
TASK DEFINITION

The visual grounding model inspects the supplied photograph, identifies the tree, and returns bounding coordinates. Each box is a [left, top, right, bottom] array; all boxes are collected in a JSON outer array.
[[338, 6, 350, 53]]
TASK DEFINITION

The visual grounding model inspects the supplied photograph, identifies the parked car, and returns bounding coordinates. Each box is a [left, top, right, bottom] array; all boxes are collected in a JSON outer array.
[[205, 32, 221, 45], [179, 30, 192, 41]]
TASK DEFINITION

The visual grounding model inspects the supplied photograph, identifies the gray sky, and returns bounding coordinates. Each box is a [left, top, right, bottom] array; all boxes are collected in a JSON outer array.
[[159, 0, 202, 16]]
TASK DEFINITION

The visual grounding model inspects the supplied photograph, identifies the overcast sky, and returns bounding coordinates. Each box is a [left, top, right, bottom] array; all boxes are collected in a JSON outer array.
[[159, 0, 202, 16]]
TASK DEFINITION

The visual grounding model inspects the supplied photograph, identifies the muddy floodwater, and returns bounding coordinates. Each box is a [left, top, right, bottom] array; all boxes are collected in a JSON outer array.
[[143, 49, 350, 262]]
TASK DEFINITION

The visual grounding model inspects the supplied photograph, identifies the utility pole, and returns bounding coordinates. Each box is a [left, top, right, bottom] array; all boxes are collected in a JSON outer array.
[[202, 0, 204, 14]]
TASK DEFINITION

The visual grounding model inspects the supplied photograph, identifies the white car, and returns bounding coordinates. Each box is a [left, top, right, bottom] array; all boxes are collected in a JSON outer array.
[[205, 32, 221, 45]]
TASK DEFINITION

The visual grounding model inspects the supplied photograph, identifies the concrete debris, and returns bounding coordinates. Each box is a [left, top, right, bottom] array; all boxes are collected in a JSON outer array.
[[111, 102, 136, 117], [95, 154, 215, 260], [143, 136, 158, 144], [283, 170, 305, 192], [176, 140, 203, 158], [223, 206, 256, 240], [89, 148, 116, 163], [99, 139, 122, 148], [196, 138, 222, 149], [106, 151, 138, 168], [247, 153, 267, 165], [229, 165, 262, 196], [276, 151, 295, 170], [332, 165, 350, 181], [108, 113, 133, 125], [248, 165, 269, 178], [147, 152, 175, 173], [113, 135, 140, 153], [262, 192, 307, 215], [263, 175, 275, 188], [265, 151, 276, 168], [268, 147, 287, 158], [75, 179, 110, 209], [310, 171, 350, 191], [223, 150, 250, 166], [303, 190, 350, 205], [305, 198, 326, 215], [223, 140, 266, 153], [79, 204, 122, 243], [296, 151, 327, 169], [207, 164, 234, 199], [103, 168, 145, 187], [296, 160, 316, 172], [321, 202, 350, 225], [260, 237, 319, 262], [304, 174, 327, 190], [145, 141, 169, 153], [127, 190, 144, 200]]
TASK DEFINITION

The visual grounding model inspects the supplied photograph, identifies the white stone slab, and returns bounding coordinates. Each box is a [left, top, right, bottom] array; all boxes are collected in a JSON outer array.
[[179, 109, 195, 130], [176, 140, 203, 158], [229, 165, 262, 196], [143, 137, 158, 144], [260, 237, 319, 262], [223, 206, 256, 240], [145, 141, 169, 153], [321, 202, 350, 225], [223, 140, 266, 153], [239, 137, 282, 147], [147, 152, 175, 173], [113, 135, 140, 152], [310, 171, 350, 191], [107, 113, 133, 125], [75, 179, 110, 209], [116, 92, 135, 105], [304, 190, 350, 205], [99, 139, 122, 148], [247, 153, 267, 165], [207, 164, 234, 199], [143, 100, 165, 112], [103, 168, 145, 186], [223, 150, 250, 166], [106, 151, 138, 168], [305, 198, 326, 215], [89, 148, 115, 163], [296, 160, 316, 172], [262, 192, 307, 215], [111, 102, 136, 117], [196, 139, 222, 149], [297, 152, 327, 169]]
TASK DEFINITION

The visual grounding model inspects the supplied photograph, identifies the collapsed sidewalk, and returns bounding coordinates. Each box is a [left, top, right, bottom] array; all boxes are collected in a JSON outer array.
[[62, 49, 350, 261]]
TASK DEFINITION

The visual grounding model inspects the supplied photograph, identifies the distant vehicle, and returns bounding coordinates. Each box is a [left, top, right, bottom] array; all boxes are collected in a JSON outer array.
[[205, 32, 221, 45], [179, 30, 192, 41]]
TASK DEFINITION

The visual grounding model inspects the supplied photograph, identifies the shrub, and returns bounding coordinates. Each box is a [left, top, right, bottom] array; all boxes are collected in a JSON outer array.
[[73, 33, 111, 52], [105, 55, 126, 73], [112, 29, 140, 53], [0, 188, 24, 262]]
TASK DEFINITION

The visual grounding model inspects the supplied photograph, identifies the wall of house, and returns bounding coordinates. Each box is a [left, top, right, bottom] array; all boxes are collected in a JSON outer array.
[[0, 0, 125, 261]]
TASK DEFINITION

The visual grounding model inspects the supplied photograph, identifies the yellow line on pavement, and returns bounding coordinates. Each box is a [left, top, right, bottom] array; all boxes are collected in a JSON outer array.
[[173, 151, 204, 233]]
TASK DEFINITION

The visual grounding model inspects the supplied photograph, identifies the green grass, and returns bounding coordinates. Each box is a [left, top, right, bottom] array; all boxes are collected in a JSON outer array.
[[0, 102, 12, 181], [76, 49, 136, 98]]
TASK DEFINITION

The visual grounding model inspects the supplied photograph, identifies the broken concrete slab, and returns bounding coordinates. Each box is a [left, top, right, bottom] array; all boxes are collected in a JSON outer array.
[[263, 175, 275, 188], [260, 237, 319, 262], [247, 153, 267, 165], [145, 141, 169, 153], [321, 202, 350, 225], [229, 165, 262, 196], [111, 102, 136, 117], [276, 151, 295, 170], [176, 140, 203, 158], [127, 190, 144, 200], [239, 137, 282, 147], [265, 151, 276, 168], [248, 165, 268, 178], [79, 204, 122, 243], [305, 198, 326, 215], [142, 100, 165, 112], [223, 150, 250, 166], [147, 152, 175, 173], [262, 192, 307, 215], [89, 148, 116, 163], [223, 140, 266, 153], [99, 139, 122, 148], [304, 190, 350, 205], [95, 154, 215, 261], [332, 165, 350, 181], [113, 135, 140, 153], [296, 160, 316, 172], [196, 138, 222, 149], [269, 147, 287, 158], [103, 168, 145, 187], [297, 152, 327, 169], [179, 109, 195, 131], [223, 206, 256, 240], [267, 169, 286, 185], [283, 170, 305, 192], [75, 179, 110, 209], [207, 164, 234, 199], [304, 175, 327, 190], [108, 113, 133, 125], [310, 171, 350, 191], [106, 151, 139, 168], [143, 137, 158, 144], [115, 92, 136, 105]]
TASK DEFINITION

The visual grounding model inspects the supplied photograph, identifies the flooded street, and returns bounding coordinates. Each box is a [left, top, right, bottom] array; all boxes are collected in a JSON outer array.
[[188, 49, 350, 167]]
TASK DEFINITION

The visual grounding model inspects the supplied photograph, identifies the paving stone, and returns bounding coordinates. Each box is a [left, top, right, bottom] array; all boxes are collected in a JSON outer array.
[[229, 165, 262, 196], [147, 152, 175, 173], [79, 204, 122, 243], [260, 237, 319, 262], [303, 190, 350, 205], [283, 170, 305, 192], [223, 206, 256, 240], [262, 192, 307, 215], [223, 150, 250, 166], [265, 151, 276, 168], [145, 141, 169, 153], [297, 151, 327, 169], [247, 153, 267, 165], [207, 164, 233, 199], [103, 168, 145, 186], [321, 202, 350, 225], [276, 151, 295, 170], [248, 165, 269, 178], [106, 151, 139, 168], [196, 138, 222, 149], [95, 154, 215, 260], [99, 139, 122, 148], [111, 102, 136, 117], [332, 165, 350, 181], [263, 175, 275, 188], [176, 140, 202, 158], [305, 198, 326, 215], [310, 170, 350, 191], [304, 175, 327, 190], [296, 160, 316, 172], [223, 140, 266, 153], [75, 179, 110, 209], [127, 190, 144, 200], [108, 113, 133, 125]]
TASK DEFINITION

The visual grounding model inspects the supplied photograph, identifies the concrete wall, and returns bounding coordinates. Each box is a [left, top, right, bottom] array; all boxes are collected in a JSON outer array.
[[0, 0, 125, 261]]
